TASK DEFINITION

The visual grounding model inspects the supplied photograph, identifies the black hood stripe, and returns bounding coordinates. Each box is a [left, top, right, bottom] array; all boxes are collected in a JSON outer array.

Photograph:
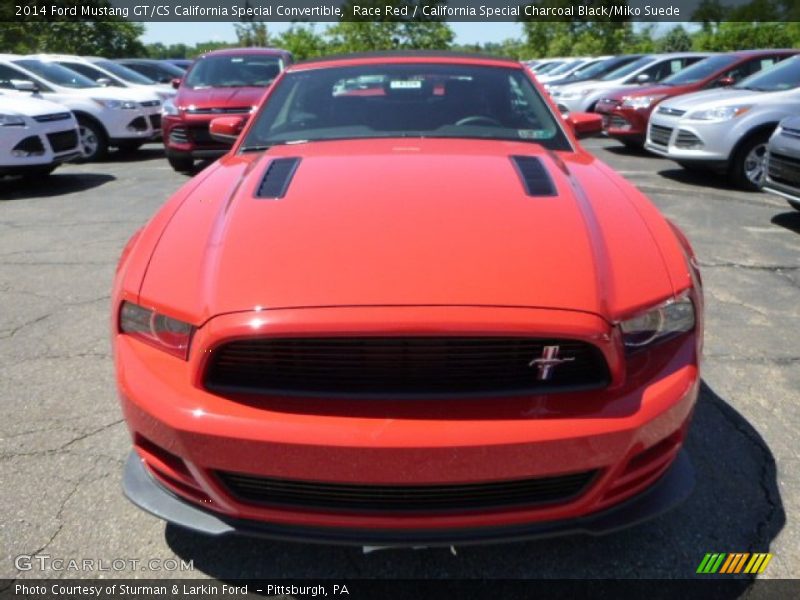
[[510, 156, 557, 197], [256, 157, 301, 199]]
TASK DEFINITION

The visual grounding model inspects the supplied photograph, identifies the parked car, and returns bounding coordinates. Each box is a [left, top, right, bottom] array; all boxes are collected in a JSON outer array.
[[165, 59, 192, 71], [161, 47, 292, 172], [545, 55, 643, 90], [114, 52, 703, 545], [0, 55, 162, 161], [596, 50, 798, 147], [116, 58, 186, 84], [32, 54, 175, 100], [645, 55, 800, 189], [0, 94, 80, 178], [535, 57, 590, 84], [763, 116, 800, 210], [552, 53, 711, 113]]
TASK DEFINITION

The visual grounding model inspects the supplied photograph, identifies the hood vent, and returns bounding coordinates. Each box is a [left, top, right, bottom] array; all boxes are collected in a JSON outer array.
[[510, 156, 557, 197], [256, 157, 301, 199]]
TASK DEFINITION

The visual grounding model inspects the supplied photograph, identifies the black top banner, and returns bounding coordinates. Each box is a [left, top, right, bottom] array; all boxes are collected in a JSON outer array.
[[5, 0, 798, 23]]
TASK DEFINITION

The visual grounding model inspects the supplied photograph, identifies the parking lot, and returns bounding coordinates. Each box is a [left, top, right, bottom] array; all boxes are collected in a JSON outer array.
[[1, 138, 799, 580]]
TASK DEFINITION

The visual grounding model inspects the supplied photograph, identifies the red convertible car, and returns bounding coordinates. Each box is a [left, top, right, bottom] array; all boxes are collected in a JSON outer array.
[[113, 52, 703, 545]]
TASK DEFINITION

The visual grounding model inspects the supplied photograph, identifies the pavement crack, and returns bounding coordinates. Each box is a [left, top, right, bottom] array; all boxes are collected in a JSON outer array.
[[0, 313, 52, 339], [698, 261, 799, 272]]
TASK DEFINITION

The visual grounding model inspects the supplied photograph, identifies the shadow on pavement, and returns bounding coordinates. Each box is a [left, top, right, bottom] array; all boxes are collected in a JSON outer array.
[[602, 143, 652, 158], [771, 210, 800, 235], [103, 146, 166, 163], [657, 168, 738, 191], [0, 172, 115, 201], [165, 381, 784, 580]]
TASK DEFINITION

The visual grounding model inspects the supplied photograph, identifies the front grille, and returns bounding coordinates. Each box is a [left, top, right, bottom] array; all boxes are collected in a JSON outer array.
[[186, 106, 251, 114], [189, 125, 213, 144], [657, 106, 686, 117], [649, 124, 673, 146], [781, 126, 800, 140], [609, 115, 629, 129], [169, 126, 188, 144], [12, 136, 44, 155], [768, 152, 800, 186], [140, 100, 161, 108], [33, 112, 71, 123], [47, 130, 78, 153], [216, 469, 599, 512], [149, 114, 162, 130], [675, 129, 703, 149], [205, 336, 610, 397]]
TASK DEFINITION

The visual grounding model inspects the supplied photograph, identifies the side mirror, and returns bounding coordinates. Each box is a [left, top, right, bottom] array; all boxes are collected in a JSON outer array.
[[566, 112, 603, 139], [635, 73, 651, 84], [209, 116, 247, 144], [718, 76, 735, 87], [171, 78, 181, 89], [96, 77, 113, 87], [11, 79, 38, 92]]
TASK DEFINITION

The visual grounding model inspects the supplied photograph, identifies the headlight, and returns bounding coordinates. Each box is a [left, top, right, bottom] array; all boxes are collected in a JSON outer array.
[[92, 98, 138, 110], [619, 293, 695, 350], [161, 98, 179, 116], [688, 105, 752, 122], [621, 95, 666, 110], [0, 113, 25, 126], [119, 301, 193, 359]]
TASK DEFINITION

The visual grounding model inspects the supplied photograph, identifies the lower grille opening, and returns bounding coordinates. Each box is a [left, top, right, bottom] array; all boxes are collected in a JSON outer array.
[[47, 130, 78, 153], [216, 470, 599, 512], [204, 336, 611, 398]]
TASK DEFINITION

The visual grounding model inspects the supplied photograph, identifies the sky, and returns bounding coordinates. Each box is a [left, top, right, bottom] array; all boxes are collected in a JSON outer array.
[[142, 22, 525, 46]]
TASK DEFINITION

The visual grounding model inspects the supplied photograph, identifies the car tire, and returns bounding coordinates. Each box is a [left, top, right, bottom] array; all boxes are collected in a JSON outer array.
[[167, 152, 194, 172], [729, 130, 771, 191], [116, 141, 144, 153], [75, 117, 109, 162]]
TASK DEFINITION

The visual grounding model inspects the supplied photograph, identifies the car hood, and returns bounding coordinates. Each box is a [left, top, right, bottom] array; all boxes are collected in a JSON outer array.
[[138, 139, 682, 324], [175, 86, 268, 110], [0, 95, 70, 116], [55, 86, 160, 102], [658, 87, 765, 110], [604, 83, 678, 100]]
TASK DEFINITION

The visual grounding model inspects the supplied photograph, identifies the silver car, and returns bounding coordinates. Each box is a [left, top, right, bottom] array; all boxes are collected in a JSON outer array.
[[763, 116, 800, 210], [645, 55, 800, 190], [551, 53, 710, 113]]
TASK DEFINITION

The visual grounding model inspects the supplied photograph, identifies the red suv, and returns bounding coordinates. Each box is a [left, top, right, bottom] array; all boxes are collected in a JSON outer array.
[[162, 48, 292, 171], [596, 49, 799, 147]]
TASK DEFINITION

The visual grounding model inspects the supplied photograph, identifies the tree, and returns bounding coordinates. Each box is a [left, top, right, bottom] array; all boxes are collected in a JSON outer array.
[[234, 22, 269, 47], [272, 25, 329, 61], [657, 25, 693, 52]]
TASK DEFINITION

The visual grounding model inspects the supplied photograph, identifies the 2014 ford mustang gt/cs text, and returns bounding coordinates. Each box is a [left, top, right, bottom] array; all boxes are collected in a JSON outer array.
[[112, 52, 704, 545]]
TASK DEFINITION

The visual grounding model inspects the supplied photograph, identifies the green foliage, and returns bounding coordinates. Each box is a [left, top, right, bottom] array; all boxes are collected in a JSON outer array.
[[657, 25, 693, 52], [234, 22, 269, 47], [272, 25, 330, 61], [694, 22, 797, 51]]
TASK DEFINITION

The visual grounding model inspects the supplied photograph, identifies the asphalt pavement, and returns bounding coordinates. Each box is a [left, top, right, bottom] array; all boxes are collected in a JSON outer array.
[[1, 139, 798, 580]]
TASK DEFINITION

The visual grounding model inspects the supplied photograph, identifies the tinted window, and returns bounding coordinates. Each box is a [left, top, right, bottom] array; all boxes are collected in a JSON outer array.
[[13, 60, 98, 88], [0, 64, 38, 89], [734, 56, 800, 92], [242, 64, 568, 151], [59, 61, 124, 87], [185, 54, 284, 88], [94, 60, 155, 85], [662, 55, 739, 86], [601, 57, 656, 81]]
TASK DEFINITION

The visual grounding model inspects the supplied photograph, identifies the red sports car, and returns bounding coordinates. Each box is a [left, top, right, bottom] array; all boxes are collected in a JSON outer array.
[[113, 52, 703, 545], [595, 49, 799, 147], [161, 47, 292, 172]]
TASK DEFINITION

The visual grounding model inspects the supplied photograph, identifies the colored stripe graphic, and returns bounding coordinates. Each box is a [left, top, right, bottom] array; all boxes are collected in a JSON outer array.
[[699, 553, 773, 574]]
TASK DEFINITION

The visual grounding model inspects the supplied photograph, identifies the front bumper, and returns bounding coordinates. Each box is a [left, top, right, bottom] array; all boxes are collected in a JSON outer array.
[[101, 105, 161, 142], [0, 119, 80, 172], [115, 305, 700, 539], [162, 113, 235, 158], [645, 114, 732, 165], [123, 448, 694, 546]]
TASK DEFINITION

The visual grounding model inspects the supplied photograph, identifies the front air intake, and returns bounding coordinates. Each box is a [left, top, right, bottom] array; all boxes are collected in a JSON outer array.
[[510, 156, 557, 197], [255, 157, 301, 199]]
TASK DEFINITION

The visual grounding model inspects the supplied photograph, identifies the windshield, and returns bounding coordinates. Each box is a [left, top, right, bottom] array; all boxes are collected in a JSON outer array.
[[13, 59, 98, 88], [185, 54, 284, 88], [661, 55, 739, 86], [534, 61, 565, 74], [94, 60, 155, 85], [241, 64, 568, 151], [547, 60, 585, 76], [600, 56, 655, 81], [734, 56, 800, 92]]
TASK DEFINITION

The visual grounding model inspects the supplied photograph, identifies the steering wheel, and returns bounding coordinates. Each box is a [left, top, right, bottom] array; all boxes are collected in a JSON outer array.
[[455, 115, 501, 127]]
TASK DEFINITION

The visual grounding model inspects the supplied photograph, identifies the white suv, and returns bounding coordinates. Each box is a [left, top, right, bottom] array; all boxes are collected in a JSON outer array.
[[33, 54, 175, 101], [0, 95, 80, 178], [645, 55, 800, 190], [0, 54, 162, 161]]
